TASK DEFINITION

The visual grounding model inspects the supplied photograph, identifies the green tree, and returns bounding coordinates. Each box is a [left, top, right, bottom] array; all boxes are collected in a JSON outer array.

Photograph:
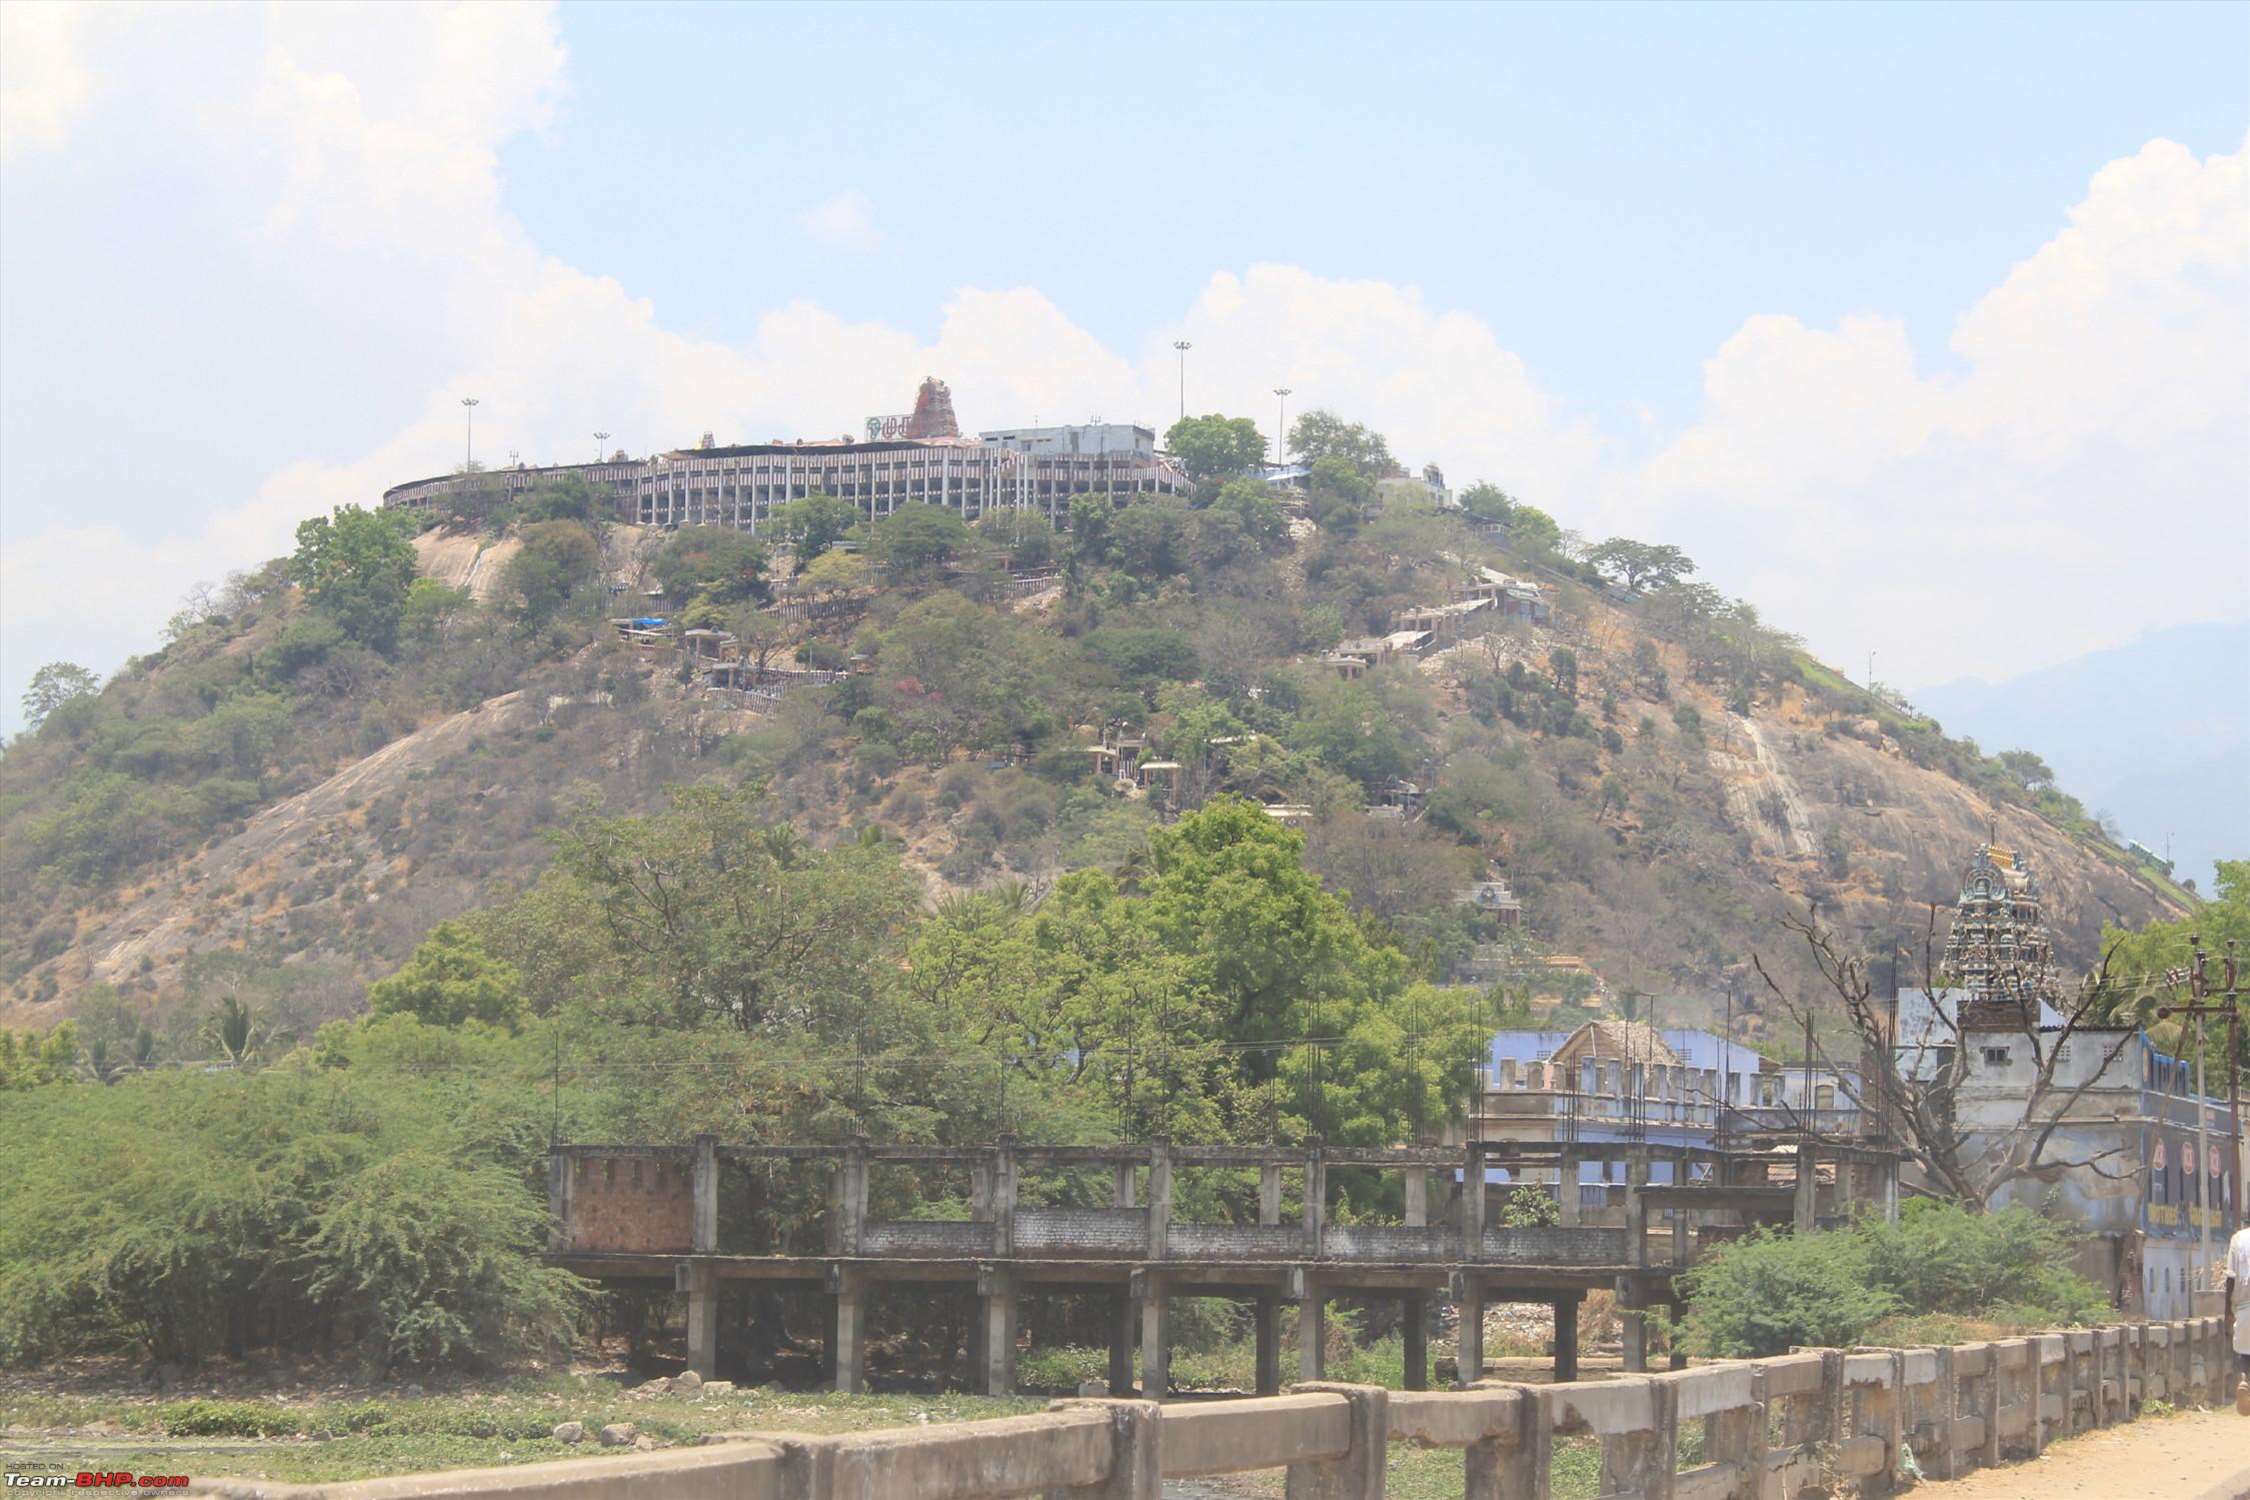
[[1106, 501, 1189, 578], [289, 505, 420, 650], [1137, 798, 1480, 1147], [774, 493, 859, 564], [1586, 537, 1696, 595], [1205, 478, 1291, 551], [652, 525, 769, 606], [1504, 503, 1562, 553], [540, 783, 919, 1034], [519, 473, 605, 525], [502, 519, 602, 628], [868, 502, 972, 576], [1164, 414, 1267, 482], [1288, 410, 1397, 477], [367, 921, 528, 1029], [1996, 749, 2056, 793], [20, 662, 99, 732], [2095, 860, 2250, 1079], [1306, 457, 1374, 534], [1456, 482, 1514, 524], [205, 993, 263, 1067], [400, 577, 473, 648]]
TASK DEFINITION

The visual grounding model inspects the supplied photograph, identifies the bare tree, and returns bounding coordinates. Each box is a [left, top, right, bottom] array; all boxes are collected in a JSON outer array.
[[1750, 903, 2138, 1210]]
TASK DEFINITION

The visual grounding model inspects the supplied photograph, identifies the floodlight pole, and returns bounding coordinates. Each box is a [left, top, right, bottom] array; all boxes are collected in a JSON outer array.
[[1274, 388, 1292, 467], [461, 396, 480, 470], [1172, 341, 1191, 423]]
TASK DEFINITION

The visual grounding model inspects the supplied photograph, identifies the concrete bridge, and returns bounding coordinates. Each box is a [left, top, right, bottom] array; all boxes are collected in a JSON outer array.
[[548, 1135, 1901, 1396]]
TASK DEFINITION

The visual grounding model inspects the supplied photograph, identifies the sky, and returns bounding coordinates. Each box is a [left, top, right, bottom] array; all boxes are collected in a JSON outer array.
[[2, 0, 2246, 733]]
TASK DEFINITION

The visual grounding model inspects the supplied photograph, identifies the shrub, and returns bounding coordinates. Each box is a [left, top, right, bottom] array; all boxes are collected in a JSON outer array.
[[1679, 1200, 2106, 1359], [1677, 1227, 1899, 1357]]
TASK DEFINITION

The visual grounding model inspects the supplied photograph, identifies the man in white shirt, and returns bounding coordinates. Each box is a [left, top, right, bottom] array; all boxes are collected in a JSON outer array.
[[2229, 1218, 2250, 1414]]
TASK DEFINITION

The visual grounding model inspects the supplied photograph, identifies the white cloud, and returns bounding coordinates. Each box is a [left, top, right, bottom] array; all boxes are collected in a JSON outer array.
[[1, 6, 2243, 726], [0, 1, 98, 157], [798, 189, 882, 251], [1639, 136, 2248, 685]]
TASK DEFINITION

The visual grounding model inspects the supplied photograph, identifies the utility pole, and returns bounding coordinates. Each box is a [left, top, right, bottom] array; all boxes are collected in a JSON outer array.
[[1719, 981, 1734, 1151], [2158, 938, 2244, 1247], [461, 396, 480, 471], [1171, 341, 1191, 423], [1274, 388, 1292, 467]]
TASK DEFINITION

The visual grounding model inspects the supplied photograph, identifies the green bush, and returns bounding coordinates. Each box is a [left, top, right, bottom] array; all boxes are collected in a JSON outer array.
[[0, 1063, 588, 1372], [1678, 1228, 1899, 1357], [1679, 1200, 2106, 1358]]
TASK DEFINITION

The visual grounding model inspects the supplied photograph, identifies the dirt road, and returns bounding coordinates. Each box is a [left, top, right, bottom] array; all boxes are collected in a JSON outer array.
[[1914, 1408, 2250, 1499]]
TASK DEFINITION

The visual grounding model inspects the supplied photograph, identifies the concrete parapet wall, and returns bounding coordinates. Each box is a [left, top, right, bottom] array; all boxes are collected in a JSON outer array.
[[190, 1316, 2231, 1499]]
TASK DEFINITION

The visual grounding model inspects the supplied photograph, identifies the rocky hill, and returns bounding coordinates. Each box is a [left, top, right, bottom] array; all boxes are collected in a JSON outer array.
[[0, 480, 2189, 1048]]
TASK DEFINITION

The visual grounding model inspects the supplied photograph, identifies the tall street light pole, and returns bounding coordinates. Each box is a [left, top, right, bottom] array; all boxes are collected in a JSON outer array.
[[461, 397, 480, 471], [1172, 341, 1191, 423], [1274, 388, 1292, 467], [594, 431, 610, 463]]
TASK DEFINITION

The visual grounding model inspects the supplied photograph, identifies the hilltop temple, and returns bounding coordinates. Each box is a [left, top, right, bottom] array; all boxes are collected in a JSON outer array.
[[380, 378, 1188, 531]]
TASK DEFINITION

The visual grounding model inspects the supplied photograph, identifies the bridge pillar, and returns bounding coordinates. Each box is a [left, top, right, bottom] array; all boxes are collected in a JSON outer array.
[[1552, 1293, 1580, 1383], [1254, 1292, 1282, 1395], [1454, 1275, 1484, 1388], [979, 1265, 1017, 1396], [1107, 1290, 1136, 1396], [1402, 1293, 1428, 1390], [830, 1269, 867, 1394], [1137, 1270, 1170, 1398], [1557, 1150, 1581, 1227], [1620, 1313, 1656, 1376], [682, 1260, 719, 1379]]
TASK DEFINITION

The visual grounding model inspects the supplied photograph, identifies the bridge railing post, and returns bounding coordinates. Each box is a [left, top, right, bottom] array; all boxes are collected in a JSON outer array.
[[1046, 1398, 1160, 1500], [1145, 1140, 1170, 1261], [1284, 1382, 1387, 1500], [546, 1151, 571, 1253], [991, 1134, 1017, 1259], [692, 1132, 719, 1255], [1461, 1142, 1485, 1262], [1304, 1140, 1327, 1259], [838, 1136, 868, 1256]]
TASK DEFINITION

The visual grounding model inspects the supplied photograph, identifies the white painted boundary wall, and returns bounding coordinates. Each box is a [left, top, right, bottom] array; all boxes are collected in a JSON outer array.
[[189, 1316, 2230, 1500]]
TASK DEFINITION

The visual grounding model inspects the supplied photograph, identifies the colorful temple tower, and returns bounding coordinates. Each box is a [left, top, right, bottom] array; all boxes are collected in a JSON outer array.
[[1941, 844, 2059, 1028]]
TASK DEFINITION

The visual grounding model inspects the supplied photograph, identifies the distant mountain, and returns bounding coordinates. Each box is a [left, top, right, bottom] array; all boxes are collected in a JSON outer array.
[[1911, 620, 2250, 892]]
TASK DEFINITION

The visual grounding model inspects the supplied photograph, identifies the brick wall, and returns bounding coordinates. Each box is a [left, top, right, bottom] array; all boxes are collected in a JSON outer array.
[[565, 1154, 694, 1254]]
